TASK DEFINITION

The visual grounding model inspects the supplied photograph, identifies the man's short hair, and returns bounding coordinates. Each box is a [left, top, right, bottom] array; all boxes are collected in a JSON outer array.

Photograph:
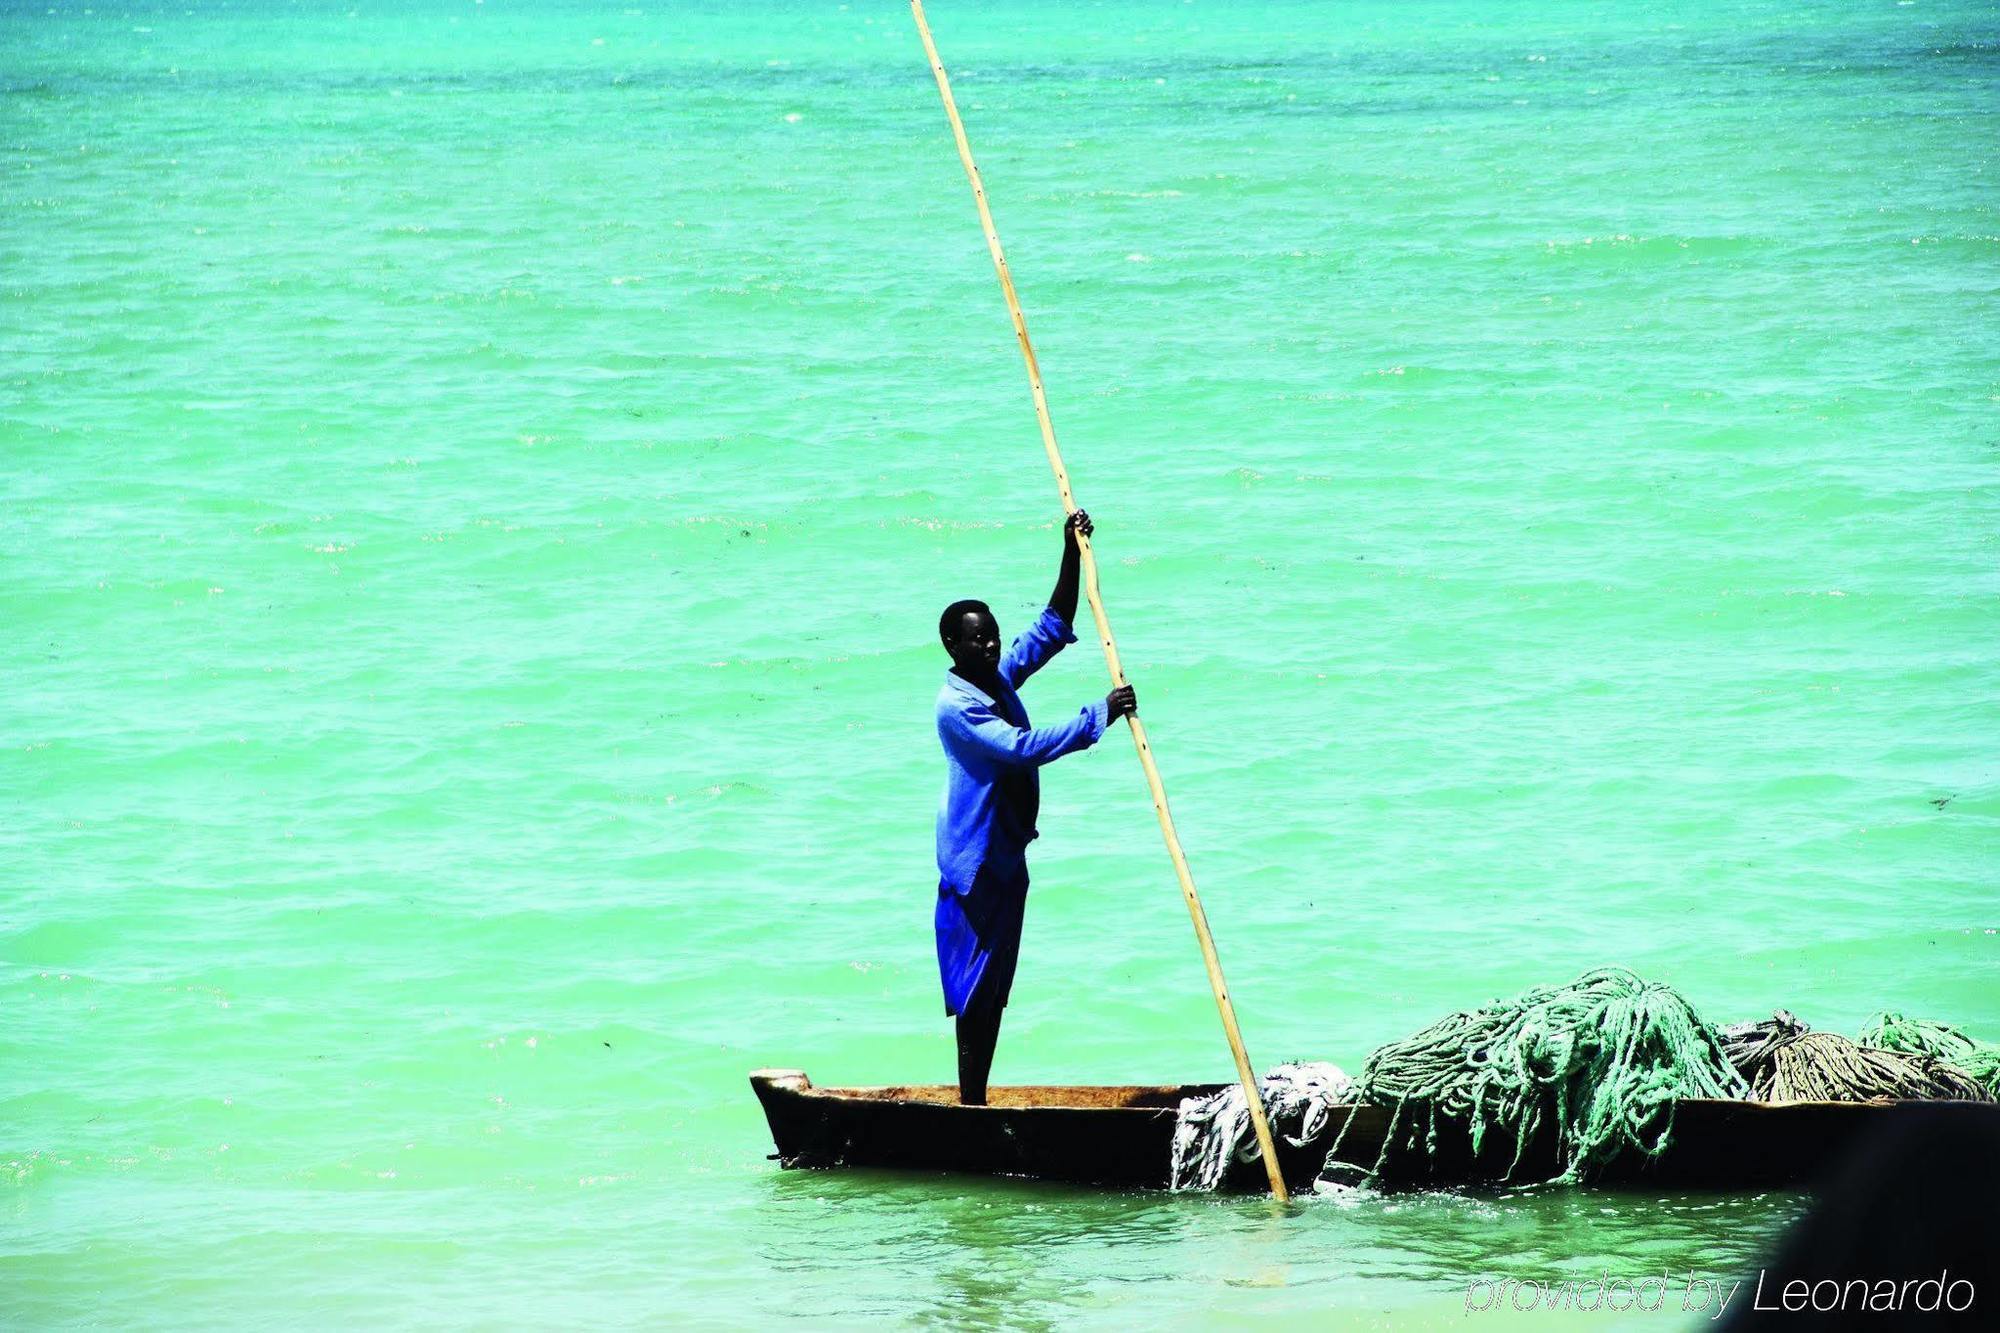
[[938, 598, 991, 644]]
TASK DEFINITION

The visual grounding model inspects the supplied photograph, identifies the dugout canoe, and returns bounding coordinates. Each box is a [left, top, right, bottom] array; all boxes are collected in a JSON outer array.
[[749, 1069, 2000, 1192]]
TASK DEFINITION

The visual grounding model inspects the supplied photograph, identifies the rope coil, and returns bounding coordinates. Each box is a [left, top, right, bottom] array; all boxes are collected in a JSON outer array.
[[1860, 1013, 2000, 1098], [1726, 1021, 1992, 1104], [1332, 967, 1745, 1184]]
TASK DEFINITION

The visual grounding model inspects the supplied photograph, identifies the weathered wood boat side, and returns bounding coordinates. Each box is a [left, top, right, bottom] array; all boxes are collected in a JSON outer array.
[[750, 1069, 1274, 1188], [750, 1069, 2000, 1192]]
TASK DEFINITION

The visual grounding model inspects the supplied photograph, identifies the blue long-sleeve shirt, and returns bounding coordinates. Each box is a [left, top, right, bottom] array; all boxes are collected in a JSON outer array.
[[935, 606, 1109, 895]]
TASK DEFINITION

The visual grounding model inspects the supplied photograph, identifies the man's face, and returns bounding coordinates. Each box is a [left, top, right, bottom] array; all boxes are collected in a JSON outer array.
[[945, 609, 1001, 673]]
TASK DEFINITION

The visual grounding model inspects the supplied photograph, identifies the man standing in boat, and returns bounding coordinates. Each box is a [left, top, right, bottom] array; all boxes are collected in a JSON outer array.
[[935, 509, 1137, 1105]]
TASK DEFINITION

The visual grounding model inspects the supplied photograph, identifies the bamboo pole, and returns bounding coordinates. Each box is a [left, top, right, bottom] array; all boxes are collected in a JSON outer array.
[[909, 0, 1289, 1202]]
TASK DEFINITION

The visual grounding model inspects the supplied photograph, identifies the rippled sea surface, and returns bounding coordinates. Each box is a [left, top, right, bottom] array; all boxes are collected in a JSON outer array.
[[3, 0, 1995, 1325]]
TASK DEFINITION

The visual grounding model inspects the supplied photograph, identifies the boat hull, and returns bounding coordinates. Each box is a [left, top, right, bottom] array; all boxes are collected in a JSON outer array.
[[749, 1069, 2000, 1192]]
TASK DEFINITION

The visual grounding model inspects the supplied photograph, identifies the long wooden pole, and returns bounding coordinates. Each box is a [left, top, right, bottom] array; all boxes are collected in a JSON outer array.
[[909, 0, 1289, 1202]]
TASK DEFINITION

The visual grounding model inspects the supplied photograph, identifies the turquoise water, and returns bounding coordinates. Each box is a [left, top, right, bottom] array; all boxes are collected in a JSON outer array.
[[3, 0, 1995, 1324]]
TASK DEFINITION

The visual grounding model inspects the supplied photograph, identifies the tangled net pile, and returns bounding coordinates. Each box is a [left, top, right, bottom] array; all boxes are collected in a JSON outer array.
[[1860, 1012, 2000, 1097], [1723, 1011, 1994, 1102], [1169, 1061, 1352, 1191], [1336, 967, 1744, 1184], [1169, 972, 1999, 1191]]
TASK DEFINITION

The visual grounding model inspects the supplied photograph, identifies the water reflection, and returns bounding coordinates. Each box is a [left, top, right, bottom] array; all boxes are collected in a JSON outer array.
[[754, 1165, 1806, 1323]]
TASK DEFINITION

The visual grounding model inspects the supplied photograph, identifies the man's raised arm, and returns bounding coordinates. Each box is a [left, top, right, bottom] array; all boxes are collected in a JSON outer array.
[[1049, 509, 1090, 628]]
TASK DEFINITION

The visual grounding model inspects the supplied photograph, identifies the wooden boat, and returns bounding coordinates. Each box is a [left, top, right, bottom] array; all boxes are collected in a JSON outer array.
[[750, 1068, 2000, 1192]]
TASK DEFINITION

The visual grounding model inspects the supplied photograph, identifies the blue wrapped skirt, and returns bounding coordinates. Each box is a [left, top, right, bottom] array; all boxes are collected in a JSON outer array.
[[935, 857, 1030, 1018]]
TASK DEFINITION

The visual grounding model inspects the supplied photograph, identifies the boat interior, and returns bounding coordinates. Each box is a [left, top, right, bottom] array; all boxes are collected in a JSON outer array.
[[803, 1080, 1226, 1110]]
